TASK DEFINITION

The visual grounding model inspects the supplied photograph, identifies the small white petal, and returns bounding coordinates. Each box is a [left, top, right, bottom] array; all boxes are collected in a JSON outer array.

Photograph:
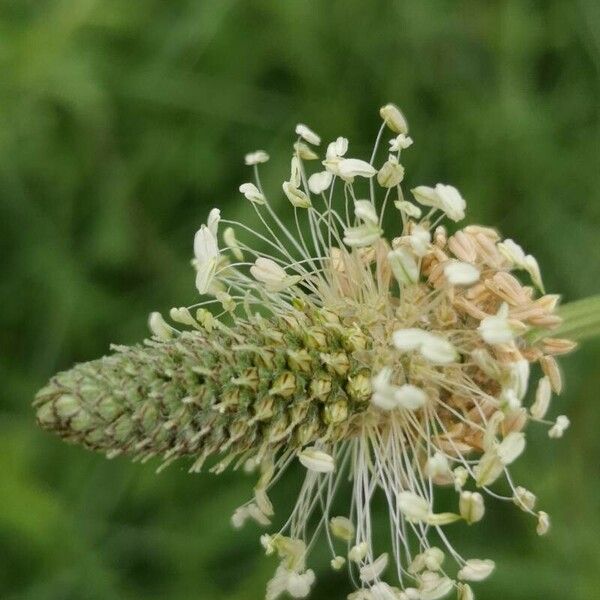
[[420, 333, 459, 365], [419, 574, 454, 600], [389, 134, 413, 152], [308, 170, 333, 194], [359, 553, 389, 583], [408, 226, 431, 257], [295, 123, 321, 146], [398, 491, 430, 522], [148, 312, 173, 341], [458, 559, 495, 582], [326, 136, 348, 159], [348, 542, 369, 563], [536, 511, 550, 535], [392, 328, 431, 351], [223, 227, 244, 261], [497, 238, 527, 266], [244, 150, 269, 165], [496, 432, 526, 465], [513, 486, 537, 511], [396, 384, 427, 410], [282, 181, 311, 208], [388, 248, 419, 284], [194, 225, 219, 263], [443, 261, 480, 286], [354, 200, 379, 224], [478, 303, 515, 344], [474, 450, 505, 487], [330, 516, 354, 541], [298, 447, 335, 473], [459, 491, 485, 524], [343, 223, 382, 247], [239, 182, 266, 204], [338, 158, 378, 180], [548, 415, 570, 438], [394, 200, 422, 218], [377, 155, 405, 188], [379, 103, 409, 134], [207, 208, 221, 237]]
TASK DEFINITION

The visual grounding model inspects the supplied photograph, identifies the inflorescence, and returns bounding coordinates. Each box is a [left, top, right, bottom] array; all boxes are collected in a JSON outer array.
[[35, 104, 576, 600]]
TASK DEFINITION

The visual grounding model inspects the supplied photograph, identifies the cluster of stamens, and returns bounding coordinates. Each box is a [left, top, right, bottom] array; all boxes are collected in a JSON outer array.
[[35, 104, 576, 600]]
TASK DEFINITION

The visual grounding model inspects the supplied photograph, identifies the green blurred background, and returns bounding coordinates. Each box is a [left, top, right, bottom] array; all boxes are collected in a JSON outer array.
[[1, 1, 599, 598]]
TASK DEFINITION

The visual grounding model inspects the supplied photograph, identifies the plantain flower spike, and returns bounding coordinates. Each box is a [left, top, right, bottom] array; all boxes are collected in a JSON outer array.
[[34, 104, 577, 599]]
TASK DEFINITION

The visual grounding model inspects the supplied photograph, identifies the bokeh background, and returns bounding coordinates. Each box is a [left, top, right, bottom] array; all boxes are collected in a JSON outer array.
[[1, 1, 600, 599]]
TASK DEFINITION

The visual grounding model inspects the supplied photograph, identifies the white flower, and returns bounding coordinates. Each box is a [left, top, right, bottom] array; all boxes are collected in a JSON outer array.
[[377, 154, 405, 188], [294, 141, 319, 160], [295, 123, 321, 146], [194, 225, 219, 294], [419, 573, 454, 600], [283, 181, 311, 208], [498, 239, 545, 291], [513, 486, 537, 511], [459, 491, 485, 524], [338, 158, 378, 180], [266, 565, 315, 600], [420, 334, 459, 365], [359, 553, 389, 582], [548, 415, 570, 438], [326, 136, 349, 159], [394, 200, 422, 218], [250, 257, 301, 292], [371, 582, 401, 600], [239, 182, 266, 204], [536, 511, 550, 535], [231, 502, 271, 528], [398, 492, 430, 522], [148, 312, 173, 341], [506, 359, 530, 401], [407, 225, 431, 257], [457, 559, 495, 582], [412, 184, 466, 222], [298, 447, 335, 473], [388, 248, 419, 285], [207, 208, 220, 237], [223, 227, 244, 260], [331, 556, 346, 570], [372, 369, 426, 411], [473, 450, 505, 487], [496, 431, 526, 465], [392, 329, 458, 365], [478, 303, 515, 344], [389, 134, 413, 152], [457, 584, 474, 600], [308, 171, 333, 194], [379, 103, 409, 134], [424, 452, 453, 485], [443, 261, 480, 286], [290, 156, 302, 187], [244, 150, 270, 165], [497, 239, 527, 265], [330, 516, 354, 541], [343, 223, 382, 247], [354, 200, 379, 224], [530, 376, 552, 419], [348, 542, 369, 562]]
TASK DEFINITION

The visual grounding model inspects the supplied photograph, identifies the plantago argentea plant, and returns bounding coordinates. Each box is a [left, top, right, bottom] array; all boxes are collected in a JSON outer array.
[[36, 105, 593, 599]]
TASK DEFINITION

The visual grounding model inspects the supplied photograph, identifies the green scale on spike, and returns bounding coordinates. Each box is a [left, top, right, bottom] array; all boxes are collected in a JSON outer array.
[[34, 312, 373, 473]]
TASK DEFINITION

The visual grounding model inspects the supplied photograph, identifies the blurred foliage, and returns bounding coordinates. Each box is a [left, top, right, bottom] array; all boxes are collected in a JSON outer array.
[[1, 0, 600, 598]]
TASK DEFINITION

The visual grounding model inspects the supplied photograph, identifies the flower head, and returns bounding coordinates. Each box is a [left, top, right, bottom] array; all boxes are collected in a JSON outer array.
[[34, 104, 576, 599]]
